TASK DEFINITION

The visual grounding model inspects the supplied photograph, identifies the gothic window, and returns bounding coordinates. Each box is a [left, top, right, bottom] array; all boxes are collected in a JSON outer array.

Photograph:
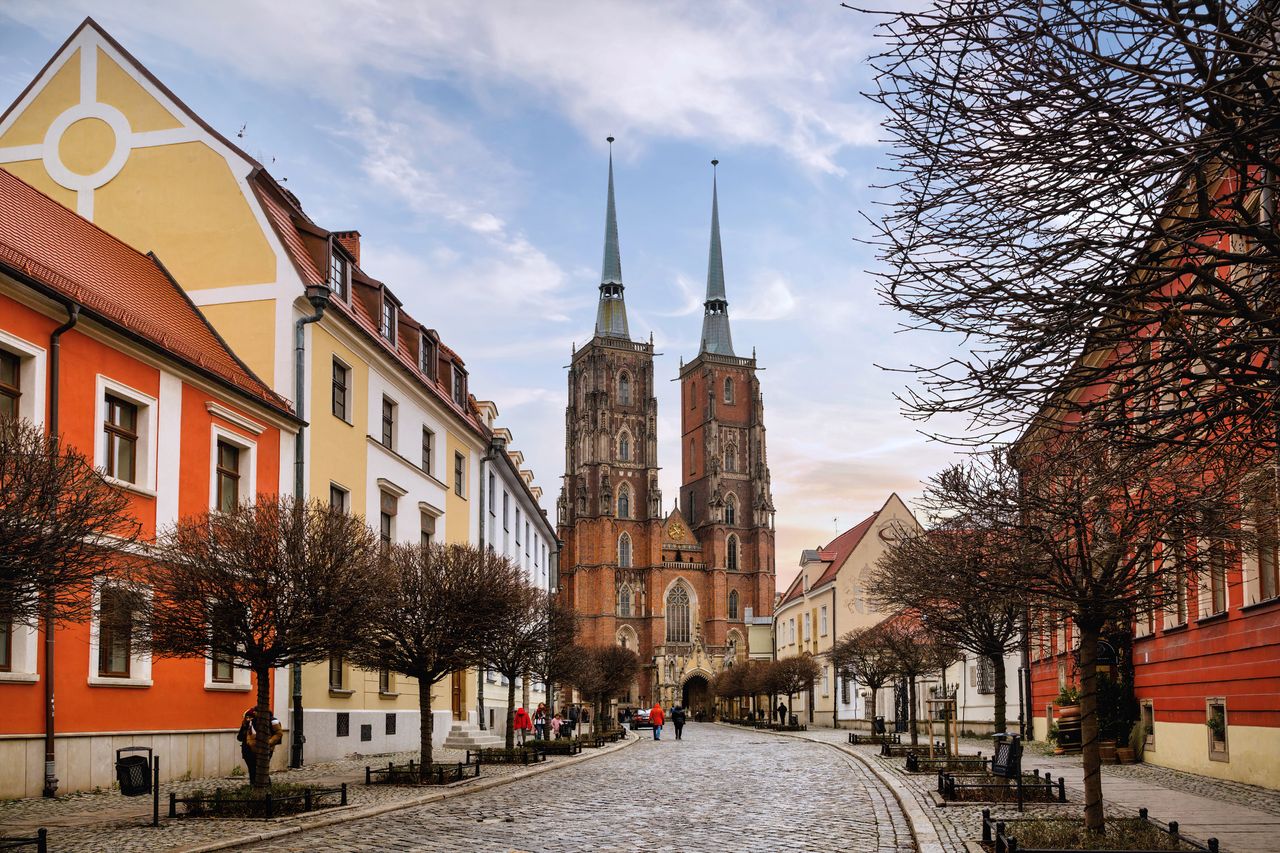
[[618, 532, 632, 568], [618, 485, 631, 520], [727, 534, 740, 571], [728, 589, 739, 620], [666, 585, 691, 644], [724, 377, 734, 403], [724, 443, 737, 473], [725, 493, 737, 526], [618, 431, 631, 462], [619, 372, 632, 405], [617, 626, 637, 650], [619, 585, 632, 617]]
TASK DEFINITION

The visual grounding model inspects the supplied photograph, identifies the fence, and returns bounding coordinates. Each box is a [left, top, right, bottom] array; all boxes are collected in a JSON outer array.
[[981, 807, 1220, 853], [169, 783, 347, 819], [0, 830, 47, 853]]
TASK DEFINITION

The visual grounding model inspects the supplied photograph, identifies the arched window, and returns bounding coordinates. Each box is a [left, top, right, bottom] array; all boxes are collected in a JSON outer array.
[[728, 589, 740, 620], [727, 534, 740, 571], [618, 532, 632, 568], [617, 484, 631, 519], [724, 443, 736, 473], [618, 431, 631, 462], [665, 585, 691, 643], [725, 494, 737, 526], [619, 585, 632, 617], [724, 377, 734, 403], [618, 372, 632, 405]]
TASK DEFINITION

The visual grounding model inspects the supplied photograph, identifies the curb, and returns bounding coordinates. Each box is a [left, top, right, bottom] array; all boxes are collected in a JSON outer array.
[[171, 734, 639, 853], [726, 724, 945, 853]]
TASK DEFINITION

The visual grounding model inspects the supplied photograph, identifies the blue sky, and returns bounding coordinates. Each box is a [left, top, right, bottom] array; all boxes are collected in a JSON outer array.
[[0, 2, 966, 582]]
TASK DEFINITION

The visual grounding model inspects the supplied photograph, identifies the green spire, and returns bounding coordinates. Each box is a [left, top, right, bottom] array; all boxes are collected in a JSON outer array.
[[595, 137, 630, 339], [700, 160, 734, 356]]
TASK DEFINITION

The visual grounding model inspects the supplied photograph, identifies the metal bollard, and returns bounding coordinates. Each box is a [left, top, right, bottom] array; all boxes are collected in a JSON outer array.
[[340, 782, 348, 805]]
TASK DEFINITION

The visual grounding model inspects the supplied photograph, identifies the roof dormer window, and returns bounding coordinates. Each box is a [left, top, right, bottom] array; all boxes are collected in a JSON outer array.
[[380, 298, 397, 344], [452, 364, 467, 408], [328, 252, 348, 300], [419, 333, 436, 379]]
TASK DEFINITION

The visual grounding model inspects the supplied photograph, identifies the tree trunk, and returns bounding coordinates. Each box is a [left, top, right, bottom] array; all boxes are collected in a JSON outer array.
[[1078, 623, 1105, 833], [419, 676, 435, 770], [869, 682, 878, 722], [253, 667, 272, 791], [990, 651, 1008, 735], [505, 675, 517, 750], [908, 677, 919, 746]]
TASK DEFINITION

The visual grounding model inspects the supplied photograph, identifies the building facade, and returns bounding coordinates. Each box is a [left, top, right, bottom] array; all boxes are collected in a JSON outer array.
[[557, 154, 775, 717], [0, 18, 557, 768], [0, 168, 297, 798]]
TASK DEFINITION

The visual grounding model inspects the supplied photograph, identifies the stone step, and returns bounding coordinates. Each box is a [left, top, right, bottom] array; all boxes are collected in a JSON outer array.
[[441, 720, 503, 750]]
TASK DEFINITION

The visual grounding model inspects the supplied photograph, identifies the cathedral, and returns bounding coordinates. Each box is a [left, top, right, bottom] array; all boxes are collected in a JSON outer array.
[[557, 147, 777, 716]]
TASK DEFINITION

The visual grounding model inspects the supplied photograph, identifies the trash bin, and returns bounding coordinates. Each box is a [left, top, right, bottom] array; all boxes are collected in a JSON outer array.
[[115, 753, 152, 797], [788, 714, 798, 727], [873, 715, 886, 734]]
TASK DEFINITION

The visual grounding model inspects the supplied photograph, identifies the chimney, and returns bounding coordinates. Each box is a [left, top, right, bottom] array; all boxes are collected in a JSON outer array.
[[333, 230, 361, 266]]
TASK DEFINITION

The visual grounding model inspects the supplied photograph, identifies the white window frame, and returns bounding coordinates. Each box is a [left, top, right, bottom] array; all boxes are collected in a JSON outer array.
[[204, 628, 251, 692], [0, 330, 46, 426], [820, 605, 829, 637], [88, 580, 152, 688], [0, 617, 39, 683], [1242, 518, 1280, 606], [95, 375, 158, 495], [209, 426, 257, 511], [822, 667, 830, 697]]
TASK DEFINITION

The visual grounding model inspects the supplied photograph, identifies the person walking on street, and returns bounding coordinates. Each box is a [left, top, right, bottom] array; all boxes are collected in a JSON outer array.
[[777, 701, 787, 725], [534, 703, 547, 741], [512, 706, 533, 746], [551, 712, 563, 739], [566, 704, 579, 739], [650, 702, 665, 741], [671, 705, 687, 740]]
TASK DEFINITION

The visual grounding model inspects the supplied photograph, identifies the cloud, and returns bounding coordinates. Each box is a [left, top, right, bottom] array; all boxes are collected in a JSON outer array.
[[735, 274, 797, 322]]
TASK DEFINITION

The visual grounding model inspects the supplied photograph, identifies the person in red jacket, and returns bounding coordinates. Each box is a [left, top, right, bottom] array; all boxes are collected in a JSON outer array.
[[512, 706, 533, 746], [649, 702, 665, 741]]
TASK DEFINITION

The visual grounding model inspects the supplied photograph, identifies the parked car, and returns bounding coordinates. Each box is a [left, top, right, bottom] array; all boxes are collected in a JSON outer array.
[[629, 708, 653, 730]]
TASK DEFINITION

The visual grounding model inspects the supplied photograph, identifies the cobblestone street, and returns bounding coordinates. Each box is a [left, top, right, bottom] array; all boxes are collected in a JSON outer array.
[[241, 723, 915, 853]]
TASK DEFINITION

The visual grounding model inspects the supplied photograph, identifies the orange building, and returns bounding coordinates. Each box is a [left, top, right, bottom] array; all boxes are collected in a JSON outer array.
[[0, 169, 298, 798]]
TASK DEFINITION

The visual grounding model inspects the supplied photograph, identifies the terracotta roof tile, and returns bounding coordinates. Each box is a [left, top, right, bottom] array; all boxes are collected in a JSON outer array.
[[0, 170, 290, 416], [252, 181, 323, 286]]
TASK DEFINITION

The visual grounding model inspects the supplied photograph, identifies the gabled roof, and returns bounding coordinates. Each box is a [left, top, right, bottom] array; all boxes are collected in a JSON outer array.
[[0, 169, 291, 418], [778, 509, 880, 607]]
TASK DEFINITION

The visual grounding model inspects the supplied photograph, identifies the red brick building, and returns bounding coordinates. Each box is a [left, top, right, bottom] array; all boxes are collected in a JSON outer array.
[[557, 156, 775, 716]]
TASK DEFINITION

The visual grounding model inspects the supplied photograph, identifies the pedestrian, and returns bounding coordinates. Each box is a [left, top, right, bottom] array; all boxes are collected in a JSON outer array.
[[671, 705, 687, 740], [649, 702, 665, 741], [533, 703, 547, 741], [235, 709, 256, 783], [581, 705, 591, 734], [512, 706, 533, 746], [777, 701, 787, 725], [551, 712, 563, 739]]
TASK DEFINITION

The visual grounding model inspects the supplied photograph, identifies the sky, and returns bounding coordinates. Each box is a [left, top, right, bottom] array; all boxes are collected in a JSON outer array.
[[0, 1, 968, 584]]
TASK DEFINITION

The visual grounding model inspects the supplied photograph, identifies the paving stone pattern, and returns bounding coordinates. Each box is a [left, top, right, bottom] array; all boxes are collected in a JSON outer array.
[[0, 745, 531, 853], [241, 723, 916, 853]]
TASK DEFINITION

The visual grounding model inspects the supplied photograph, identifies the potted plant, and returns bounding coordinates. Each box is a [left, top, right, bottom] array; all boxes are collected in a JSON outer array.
[[1054, 685, 1082, 753], [1206, 709, 1226, 740]]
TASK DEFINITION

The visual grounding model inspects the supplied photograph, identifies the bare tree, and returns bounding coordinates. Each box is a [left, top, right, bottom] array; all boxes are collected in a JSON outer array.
[[570, 645, 641, 727], [529, 608, 584, 720], [869, 519, 1027, 734], [479, 576, 577, 749], [144, 496, 383, 789], [772, 655, 821, 723], [349, 542, 513, 768], [931, 439, 1243, 830], [876, 614, 956, 746], [712, 663, 746, 719], [870, 0, 1280, 460], [827, 626, 897, 726], [0, 417, 140, 626]]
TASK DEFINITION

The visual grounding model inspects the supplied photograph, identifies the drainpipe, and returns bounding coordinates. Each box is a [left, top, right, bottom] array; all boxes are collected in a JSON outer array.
[[475, 438, 502, 730], [289, 279, 331, 769], [43, 302, 79, 798]]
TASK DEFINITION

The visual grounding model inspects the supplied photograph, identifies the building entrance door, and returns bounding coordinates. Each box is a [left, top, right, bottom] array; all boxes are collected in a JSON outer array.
[[682, 675, 711, 721], [451, 671, 465, 720]]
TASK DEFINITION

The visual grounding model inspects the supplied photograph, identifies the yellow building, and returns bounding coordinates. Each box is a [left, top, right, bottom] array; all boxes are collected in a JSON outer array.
[[0, 18, 527, 762]]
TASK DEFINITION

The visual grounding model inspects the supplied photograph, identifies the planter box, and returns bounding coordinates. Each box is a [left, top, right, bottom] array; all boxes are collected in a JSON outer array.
[[979, 808, 1220, 852], [529, 738, 583, 756], [466, 747, 546, 765], [169, 783, 347, 818], [364, 760, 480, 786], [937, 770, 1067, 806]]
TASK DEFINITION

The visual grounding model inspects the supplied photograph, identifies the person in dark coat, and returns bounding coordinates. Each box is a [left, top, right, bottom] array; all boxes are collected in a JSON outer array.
[[776, 702, 788, 724], [671, 705, 687, 740]]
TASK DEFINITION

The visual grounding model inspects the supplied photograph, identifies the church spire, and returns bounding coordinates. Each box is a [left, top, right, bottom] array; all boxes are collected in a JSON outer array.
[[595, 137, 630, 340], [700, 159, 735, 356]]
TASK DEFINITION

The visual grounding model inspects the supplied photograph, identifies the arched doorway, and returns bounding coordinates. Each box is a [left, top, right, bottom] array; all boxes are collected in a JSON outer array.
[[682, 674, 711, 721]]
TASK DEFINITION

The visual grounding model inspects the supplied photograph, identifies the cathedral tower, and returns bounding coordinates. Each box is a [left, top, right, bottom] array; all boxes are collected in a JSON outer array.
[[679, 162, 776, 650]]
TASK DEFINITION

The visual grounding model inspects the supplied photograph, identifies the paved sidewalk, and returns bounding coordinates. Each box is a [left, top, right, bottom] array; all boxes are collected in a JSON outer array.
[[0, 736, 632, 853], [792, 726, 1280, 853]]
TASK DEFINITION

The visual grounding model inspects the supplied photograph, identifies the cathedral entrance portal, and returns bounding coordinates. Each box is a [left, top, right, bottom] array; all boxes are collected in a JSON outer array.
[[682, 674, 711, 721]]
